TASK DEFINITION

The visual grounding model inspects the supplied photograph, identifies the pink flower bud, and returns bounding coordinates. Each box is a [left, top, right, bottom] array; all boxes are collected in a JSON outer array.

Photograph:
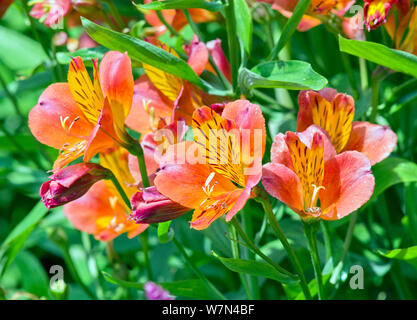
[[130, 187, 190, 224], [40, 163, 111, 209], [144, 282, 174, 300]]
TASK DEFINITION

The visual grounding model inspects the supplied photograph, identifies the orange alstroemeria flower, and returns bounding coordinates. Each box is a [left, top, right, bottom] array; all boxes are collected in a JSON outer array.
[[144, 0, 218, 35], [64, 147, 148, 241], [153, 100, 266, 230], [297, 88, 397, 165], [364, 0, 401, 30], [385, 1, 417, 55], [260, 0, 354, 31], [125, 37, 229, 134], [262, 125, 375, 221], [29, 51, 134, 171]]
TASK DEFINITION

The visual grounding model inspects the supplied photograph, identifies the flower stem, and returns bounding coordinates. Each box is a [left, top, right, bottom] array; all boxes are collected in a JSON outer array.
[[172, 237, 227, 300], [370, 74, 380, 122], [224, 0, 239, 95], [255, 188, 312, 299], [156, 10, 180, 37], [227, 222, 254, 299], [140, 230, 154, 281], [230, 218, 296, 279], [303, 220, 325, 300], [109, 173, 131, 209], [126, 140, 150, 188]]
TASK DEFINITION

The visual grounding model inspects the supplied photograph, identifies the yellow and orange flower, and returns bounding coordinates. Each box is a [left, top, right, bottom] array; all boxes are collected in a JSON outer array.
[[153, 101, 266, 230], [143, 0, 218, 36], [297, 88, 397, 165], [29, 51, 134, 171], [262, 125, 375, 221], [125, 37, 229, 135], [364, 0, 399, 30], [260, 0, 354, 31], [384, 1, 417, 55], [64, 147, 149, 241]]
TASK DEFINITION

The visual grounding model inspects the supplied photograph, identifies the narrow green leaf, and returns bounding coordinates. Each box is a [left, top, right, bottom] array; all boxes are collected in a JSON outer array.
[[81, 18, 227, 96], [234, 0, 252, 54], [339, 36, 417, 79], [56, 47, 108, 66], [134, 0, 223, 11], [212, 251, 296, 284], [371, 158, 417, 200], [157, 221, 174, 243], [267, 0, 311, 60], [239, 60, 327, 95], [377, 246, 417, 261], [102, 272, 216, 299], [0, 201, 48, 277]]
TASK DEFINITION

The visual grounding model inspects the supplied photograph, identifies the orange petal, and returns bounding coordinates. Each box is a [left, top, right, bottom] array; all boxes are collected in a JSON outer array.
[[29, 83, 92, 149], [343, 121, 397, 165], [68, 56, 104, 124], [320, 151, 374, 220], [154, 141, 236, 209], [99, 51, 133, 120], [262, 162, 304, 213]]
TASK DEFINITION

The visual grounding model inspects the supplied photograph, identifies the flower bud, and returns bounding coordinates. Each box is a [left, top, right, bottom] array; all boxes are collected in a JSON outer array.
[[40, 163, 111, 209], [130, 187, 190, 224], [144, 282, 174, 300]]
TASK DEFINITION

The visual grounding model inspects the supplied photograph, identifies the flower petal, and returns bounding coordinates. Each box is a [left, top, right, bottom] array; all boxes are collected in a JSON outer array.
[[320, 151, 375, 220], [343, 121, 397, 165], [99, 51, 133, 119], [262, 162, 304, 213], [29, 83, 92, 149]]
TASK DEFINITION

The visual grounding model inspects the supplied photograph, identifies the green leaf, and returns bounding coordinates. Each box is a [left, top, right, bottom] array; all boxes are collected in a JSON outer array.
[[239, 60, 327, 95], [212, 251, 296, 284], [371, 158, 417, 200], [339, 36, 417, 79], [102, 272, 216, 299], [377, 246, 417, 261], [234, 0, 252, 54], [0, 26, 48, 71], [56, 47, 108, 66], [157, 221, 174, 243], [81, 18, 227, 96], [134, 0, 223, 11], [0, 201, 48, 278], [268, 0, 312, 59]]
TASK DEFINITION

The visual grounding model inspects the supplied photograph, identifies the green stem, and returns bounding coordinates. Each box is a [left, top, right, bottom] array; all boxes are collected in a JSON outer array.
[[227, 222, 253, 299], [224, 0, 239, 95], [359, 58, 368, 91], [230, 218, 296, 279], [172, 237, 227, 300], [371, 74, 380, 122], [109, 173, 131, 209], [255, 190, 312, 299], [156, 11, 180, 37], [140, 231, 153, 281], [340, 52, 359, 100], [303, 221, 325, 300], [126, 140, 150, 188], [321, 221, 333, 262]]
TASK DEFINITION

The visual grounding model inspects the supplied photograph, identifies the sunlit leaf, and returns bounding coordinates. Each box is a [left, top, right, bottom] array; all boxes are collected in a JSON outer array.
[[134, 0, 223, 11], [339, 36, 417, 79], [239, 60, 327, 95]]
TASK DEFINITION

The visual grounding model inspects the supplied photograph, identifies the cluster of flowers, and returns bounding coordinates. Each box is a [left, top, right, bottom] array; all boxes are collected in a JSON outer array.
[[28, 26, 397, 241]]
